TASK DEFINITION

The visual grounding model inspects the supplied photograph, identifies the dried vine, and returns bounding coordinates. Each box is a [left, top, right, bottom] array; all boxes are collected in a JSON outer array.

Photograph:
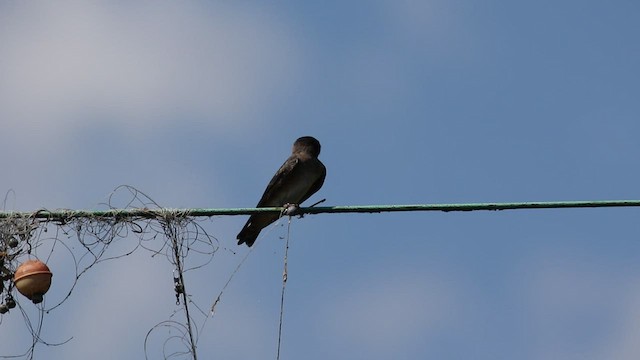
[[0, 186, 219, 360]]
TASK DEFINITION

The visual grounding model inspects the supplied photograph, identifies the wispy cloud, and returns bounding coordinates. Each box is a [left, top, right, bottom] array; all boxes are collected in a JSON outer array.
[[0, 2, 300, 142], [317, 269, 461, 356]]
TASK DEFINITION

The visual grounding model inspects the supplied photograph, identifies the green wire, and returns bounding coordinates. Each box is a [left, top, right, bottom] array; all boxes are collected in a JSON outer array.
[[1, 200, 639, 220]]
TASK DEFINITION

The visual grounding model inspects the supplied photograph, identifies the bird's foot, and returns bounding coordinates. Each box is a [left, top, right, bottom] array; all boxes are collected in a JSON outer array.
[[282, 203, 303, 217]]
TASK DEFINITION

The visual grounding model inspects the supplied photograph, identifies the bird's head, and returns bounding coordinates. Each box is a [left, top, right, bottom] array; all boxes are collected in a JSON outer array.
[[292, 136, 321, 158]]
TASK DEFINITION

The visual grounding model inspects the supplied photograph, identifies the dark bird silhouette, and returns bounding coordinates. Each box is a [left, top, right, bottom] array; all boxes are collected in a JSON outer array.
[[237, 136, 326, 247]]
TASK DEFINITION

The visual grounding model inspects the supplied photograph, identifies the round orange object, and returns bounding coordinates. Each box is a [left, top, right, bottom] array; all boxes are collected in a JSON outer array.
[[14, 259, 53, 304]]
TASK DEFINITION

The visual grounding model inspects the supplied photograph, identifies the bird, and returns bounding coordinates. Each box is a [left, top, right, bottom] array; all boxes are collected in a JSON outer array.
[[237, 136, 326, 247]]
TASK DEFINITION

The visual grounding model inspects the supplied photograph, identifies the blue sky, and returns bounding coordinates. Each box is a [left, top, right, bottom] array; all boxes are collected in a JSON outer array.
[[1, 1, 640, 359]]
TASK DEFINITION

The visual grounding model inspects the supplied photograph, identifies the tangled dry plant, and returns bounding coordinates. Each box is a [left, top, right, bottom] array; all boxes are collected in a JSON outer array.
[[0, 186, 219, 360]]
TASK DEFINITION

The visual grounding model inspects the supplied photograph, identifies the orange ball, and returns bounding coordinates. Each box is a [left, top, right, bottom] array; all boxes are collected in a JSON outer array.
[[14, 259, 53, 304]]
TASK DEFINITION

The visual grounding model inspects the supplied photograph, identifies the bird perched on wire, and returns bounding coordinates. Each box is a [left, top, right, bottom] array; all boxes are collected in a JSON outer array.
[[237, 136, 326, 247]]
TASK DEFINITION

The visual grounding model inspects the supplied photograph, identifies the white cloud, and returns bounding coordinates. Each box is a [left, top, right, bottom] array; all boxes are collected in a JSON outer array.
[[521, 252, 640, 360], [0, 1, 299, 210], [318, 270, 460, 352], [602, 285, 640, 359], [50, 251, 173, 360], [381, 0, 451, 40], [0, 2, 300, 142]]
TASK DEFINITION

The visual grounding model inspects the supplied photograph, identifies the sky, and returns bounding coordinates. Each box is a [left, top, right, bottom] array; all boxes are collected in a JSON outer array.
[[1, 1, 640, 359]]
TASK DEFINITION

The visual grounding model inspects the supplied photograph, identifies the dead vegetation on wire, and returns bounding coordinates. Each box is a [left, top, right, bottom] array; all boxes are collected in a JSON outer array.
[[0, 186, 219, 360]]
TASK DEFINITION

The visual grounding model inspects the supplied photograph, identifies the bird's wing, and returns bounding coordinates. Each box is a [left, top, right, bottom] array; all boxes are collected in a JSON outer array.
[[299, 160, 326, 204], [255, 155, 299, 207]]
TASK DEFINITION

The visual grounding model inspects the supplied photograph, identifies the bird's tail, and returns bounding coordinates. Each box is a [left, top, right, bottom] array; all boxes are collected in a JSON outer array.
[[237, 225, 260, 247]]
